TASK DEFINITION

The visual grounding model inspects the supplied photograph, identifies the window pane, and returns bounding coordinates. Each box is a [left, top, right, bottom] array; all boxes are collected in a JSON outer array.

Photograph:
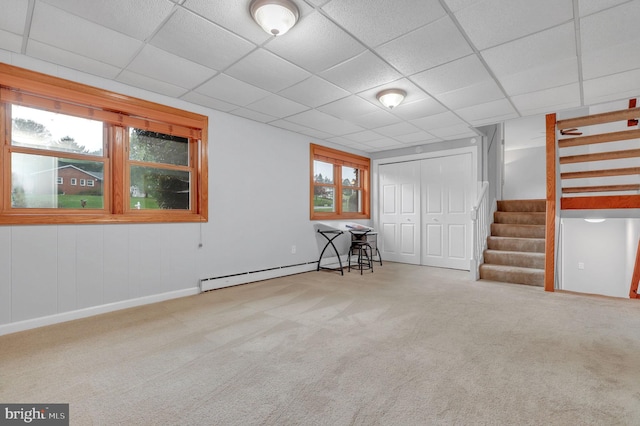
[[313, 186, 335, 213], [12, 105, 103, 156], [313, 160, 334, 184], [342, 166, 360, 187], [342, 189, 362, 213], [129, 129, 189, 166], [11, 153, 104, 209], [130, 166, 190, 210]]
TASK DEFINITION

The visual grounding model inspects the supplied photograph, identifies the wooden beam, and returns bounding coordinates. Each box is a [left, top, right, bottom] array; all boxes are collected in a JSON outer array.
[[560, 148, 640, 164], [561, 194, 640, 209], [563, 184, 640, 193], [557, 107, 640, 130], [561, 166, 640, 179], [558, 129, 640, 148], [545, 113, 556, 292], [630, 239, 640, 299]]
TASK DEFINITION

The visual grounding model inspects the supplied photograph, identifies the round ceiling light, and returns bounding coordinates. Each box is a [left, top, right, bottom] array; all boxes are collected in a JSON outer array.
[[376, 89, 406, 109], [250, 0, 299, 36]]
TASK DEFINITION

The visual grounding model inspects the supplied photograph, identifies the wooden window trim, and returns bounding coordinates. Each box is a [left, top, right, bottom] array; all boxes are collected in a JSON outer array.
[[0, 63, 208, 225], [310, 143, 370, 220]]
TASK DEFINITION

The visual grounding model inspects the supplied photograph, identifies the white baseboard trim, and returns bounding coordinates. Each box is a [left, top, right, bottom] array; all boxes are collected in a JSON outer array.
[[200, 262, 320, 292], [0, 287, 199, 337]]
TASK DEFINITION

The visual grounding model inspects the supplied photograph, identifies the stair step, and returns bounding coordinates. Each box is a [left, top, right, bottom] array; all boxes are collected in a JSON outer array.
[[479, 264, 544, 287], [494, 211, 546, 225], [490, 223, 545, 238], [487, 236, 545, 253], [497, 199, 546, 212], [483, 249, 545, 269]]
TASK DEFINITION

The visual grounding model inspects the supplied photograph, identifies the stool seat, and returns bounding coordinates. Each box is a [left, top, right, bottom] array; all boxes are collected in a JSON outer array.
[[348, 233, 373, 274]]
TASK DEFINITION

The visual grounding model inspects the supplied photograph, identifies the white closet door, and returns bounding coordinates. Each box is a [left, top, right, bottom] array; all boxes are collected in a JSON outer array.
[[379, 161, 421, 264], [421, 153, 472, 270]]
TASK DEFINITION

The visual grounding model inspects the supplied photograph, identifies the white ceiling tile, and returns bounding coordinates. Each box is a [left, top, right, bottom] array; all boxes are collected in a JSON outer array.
[[40, 0, 175, 40], [317, 96, 380, 120], [116, 70, 189, 98], [395, 131, 438, 144], [500, 58, 578, 96], [341, 130, 386, 143], [583, 69, 640, 106], [436, 81, 505, 110], [375, 122, 421, 137], [0, 30, 23, 52], [245, 94, 310, 118], [285, 109, 363, 135], [225, 49, 311, 92], [180, 91, 237, 112], [511, 83, 581, 116], [269, 119, 314, 134], [582, 40, 640, 80], [578, 0, 630, 17], [229, 108, 276, 123], [26, 40, 121, 79], [300, 128, 335, 140], [428, 124, 477, 139], [127, 45, 216, 89], [443, 0, 483, 13], [348, 109, 401, 129], [320, 51, 402, 93], [454, 0, 574, 50], [277, 76, 350, 108], [322, 0, 446, 47], [150, 8, 255, 71], [0, 0, 28, 34], [581, 2, 640, 53], [411, 54, 491, 95], [265, 12, 365, 73], [361, 139, 406, 150], [390, 97, 447, 120], [30, 2, 142, 68], [481, 23, 576, 78], [376, 16, 473, 75], [411, 111, 468, 131], [455, 98, 518, 124], [195, 73, 270, 106]]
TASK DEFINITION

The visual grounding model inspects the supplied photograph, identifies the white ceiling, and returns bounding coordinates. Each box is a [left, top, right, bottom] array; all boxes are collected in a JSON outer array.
[[2, 0, 640, 153]]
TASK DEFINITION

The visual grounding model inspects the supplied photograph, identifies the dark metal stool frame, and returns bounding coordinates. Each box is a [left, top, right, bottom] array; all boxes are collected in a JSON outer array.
[[348, 230, 374, 274]]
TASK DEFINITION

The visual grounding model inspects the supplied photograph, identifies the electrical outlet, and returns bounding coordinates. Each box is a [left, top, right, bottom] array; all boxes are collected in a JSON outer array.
[[578, 262, 585, 270], [291, 245, 296, 254]]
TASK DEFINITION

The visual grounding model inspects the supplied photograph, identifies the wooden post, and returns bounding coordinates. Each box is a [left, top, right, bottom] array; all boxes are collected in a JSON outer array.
[[630, 239, 640, 299], [545, 114, 556, 292]]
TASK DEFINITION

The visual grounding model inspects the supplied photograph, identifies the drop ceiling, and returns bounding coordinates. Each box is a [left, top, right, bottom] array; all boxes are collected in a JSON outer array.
[[1, 0, 639, 153]]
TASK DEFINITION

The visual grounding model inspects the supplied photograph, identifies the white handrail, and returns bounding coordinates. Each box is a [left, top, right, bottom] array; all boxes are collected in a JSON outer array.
[[470, 182, 491, 280]]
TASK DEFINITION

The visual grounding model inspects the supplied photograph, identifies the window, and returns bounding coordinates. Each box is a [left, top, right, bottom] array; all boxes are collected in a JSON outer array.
[[310, 143, 370, 220], [0, 63, 208, 225]]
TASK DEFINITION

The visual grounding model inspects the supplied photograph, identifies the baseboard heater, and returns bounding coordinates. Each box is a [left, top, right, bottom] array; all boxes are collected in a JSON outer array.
[[199, 261, 320, 292]]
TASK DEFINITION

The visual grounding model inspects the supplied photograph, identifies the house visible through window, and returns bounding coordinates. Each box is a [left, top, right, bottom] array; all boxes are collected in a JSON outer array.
[[310, 143, 370, 220], [0, 63, 208, 225]]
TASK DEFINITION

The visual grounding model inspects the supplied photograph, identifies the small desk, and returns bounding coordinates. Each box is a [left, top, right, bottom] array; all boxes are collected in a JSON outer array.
[[316, 229, 344, 275]]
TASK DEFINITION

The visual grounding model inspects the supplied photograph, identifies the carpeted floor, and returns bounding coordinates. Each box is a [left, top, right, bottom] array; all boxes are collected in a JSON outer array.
[[1, 262, 640, 425]]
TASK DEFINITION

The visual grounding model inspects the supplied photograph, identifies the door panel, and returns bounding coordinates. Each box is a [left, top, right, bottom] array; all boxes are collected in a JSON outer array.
[[379, 162, 420, 264]]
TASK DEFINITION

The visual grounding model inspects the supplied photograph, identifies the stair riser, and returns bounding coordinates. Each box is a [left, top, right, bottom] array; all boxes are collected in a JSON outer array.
[[497, 199, 546, 212], [479, 265, 544, 287], [491, 224, 545, 239], [487, 237, 545, 253], [494, 212, 546, 225], [484, 251, 545, 269]]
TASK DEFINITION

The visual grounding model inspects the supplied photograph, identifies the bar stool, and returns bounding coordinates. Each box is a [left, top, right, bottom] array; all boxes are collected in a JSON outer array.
[[348, 231, 373, 274]]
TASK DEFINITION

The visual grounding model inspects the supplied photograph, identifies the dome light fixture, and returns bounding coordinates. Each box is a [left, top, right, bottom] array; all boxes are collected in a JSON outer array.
[[584, 218, 606, 223], [250, 0, 299, 36], [376, 89, 406, 109]]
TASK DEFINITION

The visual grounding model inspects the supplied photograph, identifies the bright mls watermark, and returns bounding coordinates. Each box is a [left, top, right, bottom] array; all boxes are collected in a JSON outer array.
[[0, 404, 68, 425]]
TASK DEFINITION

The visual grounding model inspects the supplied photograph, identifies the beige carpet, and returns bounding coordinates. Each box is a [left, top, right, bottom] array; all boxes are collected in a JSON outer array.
[[2, 262, 640, 425]]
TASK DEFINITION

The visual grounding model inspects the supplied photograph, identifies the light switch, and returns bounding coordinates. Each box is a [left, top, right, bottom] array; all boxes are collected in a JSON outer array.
[[578, 262, 585, 270]]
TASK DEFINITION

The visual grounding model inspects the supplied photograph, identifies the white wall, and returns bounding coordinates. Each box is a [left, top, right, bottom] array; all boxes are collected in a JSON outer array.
[[503, 115, 546, 200], [0, 52, 368, 335], [561, 218, 640, 298]]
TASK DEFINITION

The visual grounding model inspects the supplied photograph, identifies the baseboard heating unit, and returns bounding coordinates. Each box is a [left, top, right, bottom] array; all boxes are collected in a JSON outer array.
[[199, 261, 319, 292]]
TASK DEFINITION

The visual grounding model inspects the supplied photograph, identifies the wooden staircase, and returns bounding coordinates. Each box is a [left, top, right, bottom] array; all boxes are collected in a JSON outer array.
[[479, 199, 545, 287]]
